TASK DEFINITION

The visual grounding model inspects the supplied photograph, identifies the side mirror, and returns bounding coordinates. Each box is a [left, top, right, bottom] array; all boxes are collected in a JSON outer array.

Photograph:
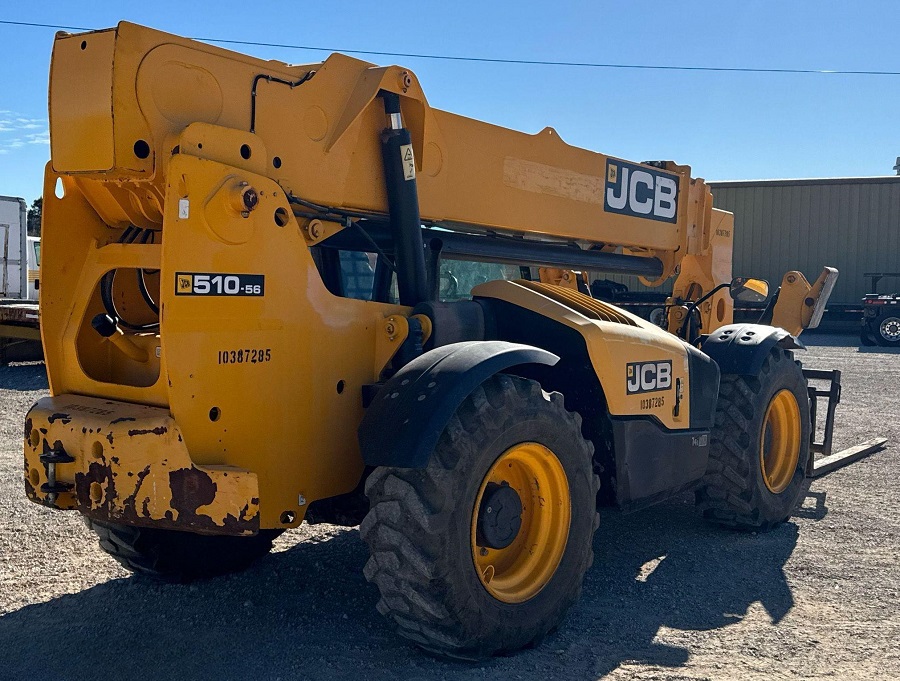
[[730, 277, 769, 303]]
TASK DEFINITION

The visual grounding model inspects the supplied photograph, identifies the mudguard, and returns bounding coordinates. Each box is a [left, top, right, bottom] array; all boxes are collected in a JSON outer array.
[[699, 323, 804, 376], [358, 341, 558, 468]]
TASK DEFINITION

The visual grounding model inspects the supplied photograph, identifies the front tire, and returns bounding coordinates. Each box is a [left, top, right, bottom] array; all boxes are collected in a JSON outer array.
[[361, 374, 599, 659], [86, 518, 281, 582], [697, 347, 811, 531]]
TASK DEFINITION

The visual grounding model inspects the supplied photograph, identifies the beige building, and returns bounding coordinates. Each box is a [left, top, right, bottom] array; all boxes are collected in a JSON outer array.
[[606, 176, 900, 307], [710, 176, 900, 304]]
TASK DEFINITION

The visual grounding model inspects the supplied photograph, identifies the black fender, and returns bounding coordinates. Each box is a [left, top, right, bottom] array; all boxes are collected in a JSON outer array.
[[699, 323, 805, 376], [358, 341, 559, 468]]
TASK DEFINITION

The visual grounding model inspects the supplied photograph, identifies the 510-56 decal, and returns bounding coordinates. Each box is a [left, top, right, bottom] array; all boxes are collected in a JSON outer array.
[[176, 272, 264, 296]]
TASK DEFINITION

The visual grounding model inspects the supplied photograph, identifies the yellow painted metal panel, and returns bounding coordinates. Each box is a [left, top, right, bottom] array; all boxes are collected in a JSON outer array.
[[46, 22, 722, 280], [473, 279, 692, 428], [50, 30, 117, 173], [160, 154, 408, 527]]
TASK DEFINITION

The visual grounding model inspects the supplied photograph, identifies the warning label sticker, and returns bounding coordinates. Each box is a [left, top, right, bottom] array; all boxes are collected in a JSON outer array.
[[400, 144, 415, 181]]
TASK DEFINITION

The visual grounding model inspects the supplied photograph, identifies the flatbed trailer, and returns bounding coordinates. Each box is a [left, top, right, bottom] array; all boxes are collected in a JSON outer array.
[[0, 298, 41, 363]]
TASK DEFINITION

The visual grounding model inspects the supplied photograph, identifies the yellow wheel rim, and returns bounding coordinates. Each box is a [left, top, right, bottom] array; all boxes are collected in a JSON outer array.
[[759, 389, 802, 494], [471, 442, 571, 604]]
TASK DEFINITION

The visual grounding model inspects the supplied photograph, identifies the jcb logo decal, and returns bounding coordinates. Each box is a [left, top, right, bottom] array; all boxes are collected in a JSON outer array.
[[605, 159, 678, 223], [626, 360, 672, 394]]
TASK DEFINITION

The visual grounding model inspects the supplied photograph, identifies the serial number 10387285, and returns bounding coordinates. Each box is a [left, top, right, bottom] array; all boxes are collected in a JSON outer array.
[[640, 396, 665, 410], [217, 349, 272, 365]]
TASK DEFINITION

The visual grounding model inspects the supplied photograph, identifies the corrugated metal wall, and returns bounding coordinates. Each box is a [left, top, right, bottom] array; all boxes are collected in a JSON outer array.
[[712, 177, 900, 304], [602, 177, 900, 304]]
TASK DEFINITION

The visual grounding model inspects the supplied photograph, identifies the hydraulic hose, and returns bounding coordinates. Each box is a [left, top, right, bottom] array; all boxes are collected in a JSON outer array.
[[99, 226, 161, 331]]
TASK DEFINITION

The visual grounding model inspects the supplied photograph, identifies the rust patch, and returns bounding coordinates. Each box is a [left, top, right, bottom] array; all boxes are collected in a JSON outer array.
[[78, 462, 260, 536], [39, 428, 47, 434], [221, 513, 252, 533], [167, 467, 258, 534], [106, 432, 114, 445], [24, 417, 32, 441], [121, 465, 152, 514], [23, 459, 36, 498], [47, 413, 72, 425], [41, 439, 65, 456], [169, 468, 217, 513], [128, 426, 168, 437], [74, 460, 115, 513], [110, 417, 136, 425]]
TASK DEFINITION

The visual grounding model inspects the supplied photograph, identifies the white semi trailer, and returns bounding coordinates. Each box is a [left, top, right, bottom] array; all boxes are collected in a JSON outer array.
[[0, 196, 41, 363], [0, 196, 29, 299]]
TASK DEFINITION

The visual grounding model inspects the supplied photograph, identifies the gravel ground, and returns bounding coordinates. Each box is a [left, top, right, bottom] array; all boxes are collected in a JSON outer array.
[[0, 334, 897, 680]]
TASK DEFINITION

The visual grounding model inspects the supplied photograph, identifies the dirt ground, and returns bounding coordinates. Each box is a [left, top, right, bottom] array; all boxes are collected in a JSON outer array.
[[0, 334, 897, 681]]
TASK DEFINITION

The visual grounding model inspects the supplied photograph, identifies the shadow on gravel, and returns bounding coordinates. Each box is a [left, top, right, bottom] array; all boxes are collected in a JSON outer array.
[[798, 333, 858, 348], [856, 345, 900, 354], [804, 332, 900, 353], [567, 498, 800, 678], [793, 490, 829, 520], [0, 498, 801, 681], [0, 362, 48, 391]]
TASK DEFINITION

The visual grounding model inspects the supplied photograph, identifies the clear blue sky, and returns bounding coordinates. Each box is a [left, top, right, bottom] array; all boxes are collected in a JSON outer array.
[[1, 1, 899, 205]]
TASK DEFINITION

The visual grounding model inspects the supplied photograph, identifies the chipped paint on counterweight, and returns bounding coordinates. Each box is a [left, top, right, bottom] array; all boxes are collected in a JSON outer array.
[[24, 395, 260, 536]]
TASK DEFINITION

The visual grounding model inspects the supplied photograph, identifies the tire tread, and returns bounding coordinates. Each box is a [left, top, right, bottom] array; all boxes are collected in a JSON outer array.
[[85, 518, 279, 582], [362, 376, 599, 659], [697, 347, 811, 531]]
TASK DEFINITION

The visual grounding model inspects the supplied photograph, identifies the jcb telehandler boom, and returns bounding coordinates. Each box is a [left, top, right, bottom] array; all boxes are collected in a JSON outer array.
[[25, 22, 837, 659]]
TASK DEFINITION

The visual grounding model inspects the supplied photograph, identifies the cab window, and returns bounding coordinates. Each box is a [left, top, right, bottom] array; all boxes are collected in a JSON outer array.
[[439, 260, 523, 301]]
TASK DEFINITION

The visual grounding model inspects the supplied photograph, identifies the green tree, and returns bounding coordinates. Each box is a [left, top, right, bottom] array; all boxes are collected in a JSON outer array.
[[26, 198, 41, 236]]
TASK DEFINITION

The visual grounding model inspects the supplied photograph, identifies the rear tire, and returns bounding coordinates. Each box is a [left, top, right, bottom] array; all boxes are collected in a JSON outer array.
[[697, 347, 811, 531], [876, 316, 900, 347], [85, 518, 281, 582], [361, 374, 599, 659]]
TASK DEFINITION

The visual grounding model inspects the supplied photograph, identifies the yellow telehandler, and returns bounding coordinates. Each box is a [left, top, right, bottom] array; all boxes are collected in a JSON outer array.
[[25, 22, 838, 659]]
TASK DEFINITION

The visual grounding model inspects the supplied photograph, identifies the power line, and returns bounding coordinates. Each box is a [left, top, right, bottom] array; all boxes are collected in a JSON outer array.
[[3, 18, 900, 76], [1, 19, 90, 32]]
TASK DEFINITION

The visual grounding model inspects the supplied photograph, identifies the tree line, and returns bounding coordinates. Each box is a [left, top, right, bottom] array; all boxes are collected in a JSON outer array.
[[26, 198, 41, 236]]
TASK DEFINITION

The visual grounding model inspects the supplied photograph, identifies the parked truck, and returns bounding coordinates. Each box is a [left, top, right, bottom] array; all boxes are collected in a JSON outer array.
[[25, 23, 840, 659], [860, 272, 900, 347], [0, 196, 31, 300], [0, 196, 40, 363]]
